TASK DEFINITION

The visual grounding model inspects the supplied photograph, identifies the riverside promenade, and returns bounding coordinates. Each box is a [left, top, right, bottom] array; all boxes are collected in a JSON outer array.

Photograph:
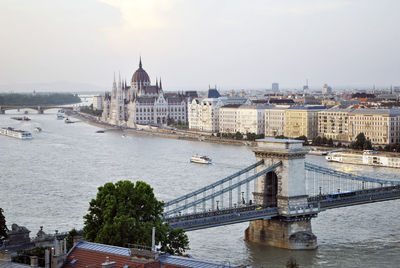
[[67, 111, 251, 146]]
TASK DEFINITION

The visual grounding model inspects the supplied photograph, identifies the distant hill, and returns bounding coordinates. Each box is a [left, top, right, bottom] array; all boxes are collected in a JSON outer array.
[[0, 81, 107, 93], [0, 93, 81, 106]]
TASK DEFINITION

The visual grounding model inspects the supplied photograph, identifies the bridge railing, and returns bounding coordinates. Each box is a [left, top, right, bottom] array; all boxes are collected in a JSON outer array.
[[164, 161, 282, 217], [164, 160, 265, 208], [305, 162, 400, 186]]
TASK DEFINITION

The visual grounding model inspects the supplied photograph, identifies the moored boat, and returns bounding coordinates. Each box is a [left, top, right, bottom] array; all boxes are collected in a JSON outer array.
[[0, 127, 32, 140], [57, 113, 65, 120], [326, 150, 400, 168], [11, 116, 31, 121], [34, 127, 42, 132], [190, 155, 212, 164]]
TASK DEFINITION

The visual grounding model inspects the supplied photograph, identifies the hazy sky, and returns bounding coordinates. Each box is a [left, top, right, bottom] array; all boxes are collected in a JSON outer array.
[[0, 0, 399, 91]]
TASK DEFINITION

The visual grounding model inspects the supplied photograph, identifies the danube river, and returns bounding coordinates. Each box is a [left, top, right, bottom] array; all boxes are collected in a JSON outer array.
[[1, 110, 400, 267]]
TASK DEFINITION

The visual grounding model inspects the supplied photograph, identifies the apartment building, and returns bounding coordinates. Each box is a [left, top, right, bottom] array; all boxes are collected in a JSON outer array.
[[188, 88, 249, 133], [285, 106, 326, 140], [237, 105, 267, 135], [219, 104, 240, 133], [265, 106, 288, 137], [318, 108, 353, 141], [348, 109, 400, 145]]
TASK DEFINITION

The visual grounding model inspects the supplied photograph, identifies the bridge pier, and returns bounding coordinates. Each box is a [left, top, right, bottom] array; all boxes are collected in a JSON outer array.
[[0, 108, 4, 114], [37, 106, 43, 114], [245, 138, 317, 250]]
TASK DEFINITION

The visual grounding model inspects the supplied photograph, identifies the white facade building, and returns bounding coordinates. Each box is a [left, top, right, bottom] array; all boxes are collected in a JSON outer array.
[[93, 95, 104, 110], [237, 105, 266, 135], [188, 88, 249, 133]]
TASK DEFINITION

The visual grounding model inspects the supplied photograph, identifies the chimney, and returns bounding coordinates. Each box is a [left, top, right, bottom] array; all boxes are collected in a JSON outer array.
[[73, 236, 83, 246], [151, 227, 156, 252], [101, 257, 116, 268], [30, 256, 38, 267], [0, 250, 11, 262]]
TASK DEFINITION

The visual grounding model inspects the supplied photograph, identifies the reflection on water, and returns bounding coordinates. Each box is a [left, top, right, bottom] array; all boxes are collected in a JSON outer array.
[[0, 110, 399, 267]]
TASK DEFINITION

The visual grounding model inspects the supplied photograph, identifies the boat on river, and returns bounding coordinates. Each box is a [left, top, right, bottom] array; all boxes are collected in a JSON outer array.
[[190, 155, 212, 164], [326, 150, 400, 169], [0, 127, 32, 139], [11, 116, 31, 121], [57, 113, 64, 120]]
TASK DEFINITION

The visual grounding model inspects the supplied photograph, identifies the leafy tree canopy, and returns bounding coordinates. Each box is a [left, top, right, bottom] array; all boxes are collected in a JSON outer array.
[[0, 208, 7, 241], [83, 180, 189, 255]]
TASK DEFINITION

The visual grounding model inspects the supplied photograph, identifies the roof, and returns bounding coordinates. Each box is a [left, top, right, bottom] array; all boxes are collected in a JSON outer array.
[[64, 241, 235, 268], [207, 89, 221, 98], [157, 255, 232, 268], [131, 58, 150, 83], [287, 105, 326, 111], [269, 99, 295, 104], [348, 108, 400, 115], [0, 260, 30, 268], [221, 104, 241, 108]]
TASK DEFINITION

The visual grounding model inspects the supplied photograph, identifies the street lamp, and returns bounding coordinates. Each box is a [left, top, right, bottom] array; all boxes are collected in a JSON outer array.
[[241, 191, 245, 205], [216, 200, 219, 211]]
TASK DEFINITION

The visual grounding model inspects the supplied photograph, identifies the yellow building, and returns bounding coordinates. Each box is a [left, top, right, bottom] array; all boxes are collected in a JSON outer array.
[[285, 106, 325, 140]]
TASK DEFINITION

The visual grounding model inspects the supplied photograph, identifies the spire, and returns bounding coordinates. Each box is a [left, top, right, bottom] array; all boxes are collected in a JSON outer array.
[[159, 77, 162, 89], [156, 77, 159, 88], [139, 56, 142, 68]]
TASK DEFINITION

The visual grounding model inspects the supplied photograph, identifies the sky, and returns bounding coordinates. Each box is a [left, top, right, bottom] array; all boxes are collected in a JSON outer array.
[[0, 0, 399, 92]]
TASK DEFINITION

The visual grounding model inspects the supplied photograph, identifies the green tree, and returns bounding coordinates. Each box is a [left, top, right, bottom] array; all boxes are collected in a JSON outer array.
[[65, 228, 83, 252], [246, 133, 257, 141], [0, 208, 7, 242], [327, 138, 334, 147], [12, 247, 47, 267], [234, 131, 243, 140], [312, 136, 322, 146], [275, 135, 288, 139], [350, 133, 372, 150], [295, 135, 308, 145], [83, 180, 189, 255], [321, 136, 328, 145]]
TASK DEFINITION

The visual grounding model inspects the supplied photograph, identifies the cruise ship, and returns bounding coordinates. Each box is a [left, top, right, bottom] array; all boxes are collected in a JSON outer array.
[[326, 150, 400, 168], [0, 127, 32, 140]]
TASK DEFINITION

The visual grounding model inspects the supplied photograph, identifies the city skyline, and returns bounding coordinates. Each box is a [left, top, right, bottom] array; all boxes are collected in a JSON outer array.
[[0, 0, 399, 91]]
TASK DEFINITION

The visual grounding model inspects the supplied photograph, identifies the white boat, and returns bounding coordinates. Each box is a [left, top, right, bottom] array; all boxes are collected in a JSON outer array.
[[34, 127, 42, 132], [57, 113, 64, 119], [190, 155, 212, 164], [0, 127, 32, 140], [326, 150, 400, 168]]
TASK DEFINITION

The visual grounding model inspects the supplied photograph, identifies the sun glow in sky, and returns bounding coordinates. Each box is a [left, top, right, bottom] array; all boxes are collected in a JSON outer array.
[[0, 0, 399, 91]]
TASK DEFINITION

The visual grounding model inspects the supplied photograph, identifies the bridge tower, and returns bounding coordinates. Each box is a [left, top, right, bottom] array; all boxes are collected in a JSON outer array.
[[245, 138, 317, 249], [0, 106, 4, 114]]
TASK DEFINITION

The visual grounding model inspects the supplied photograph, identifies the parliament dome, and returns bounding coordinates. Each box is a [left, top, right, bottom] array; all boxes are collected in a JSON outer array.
[[131, 58, 150, 84]]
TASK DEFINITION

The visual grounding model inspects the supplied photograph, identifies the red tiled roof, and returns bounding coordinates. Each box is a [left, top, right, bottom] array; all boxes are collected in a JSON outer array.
[[63, 248, 159, 268]]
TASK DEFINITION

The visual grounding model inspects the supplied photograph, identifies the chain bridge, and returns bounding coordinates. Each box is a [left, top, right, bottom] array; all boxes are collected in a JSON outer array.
[[163, 139, 400, 249]]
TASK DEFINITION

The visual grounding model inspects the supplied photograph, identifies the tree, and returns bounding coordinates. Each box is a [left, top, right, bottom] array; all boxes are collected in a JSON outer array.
[[234, 131, 243, 140], [350, 133, 372, 150], [275, 135, 288, 139], [0, 208, 7, 242], [66, 228, 83, 252], [312, 136, 322, 146], [83, 180, 189, 255], [295, 135, 308, 145], [327, 138, 334, 147]]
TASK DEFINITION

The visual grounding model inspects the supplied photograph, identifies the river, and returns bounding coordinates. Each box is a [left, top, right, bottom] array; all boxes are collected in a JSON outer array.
[[0, 110, 399, 267]]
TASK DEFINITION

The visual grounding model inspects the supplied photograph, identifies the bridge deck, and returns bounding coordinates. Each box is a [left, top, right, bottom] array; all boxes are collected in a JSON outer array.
[[166, 186, 400, 231]]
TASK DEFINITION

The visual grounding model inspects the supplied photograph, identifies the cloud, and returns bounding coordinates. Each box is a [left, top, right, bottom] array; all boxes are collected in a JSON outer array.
[[99, 0, 179, 30], [261, 0, 352, 16]]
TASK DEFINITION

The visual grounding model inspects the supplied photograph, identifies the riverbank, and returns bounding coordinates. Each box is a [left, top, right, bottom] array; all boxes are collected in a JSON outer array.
[[67, 111, 251, 146]]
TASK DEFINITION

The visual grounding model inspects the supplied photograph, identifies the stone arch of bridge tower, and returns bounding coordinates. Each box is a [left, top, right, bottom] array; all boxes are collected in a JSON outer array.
[[264, 171, 278, 207]]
